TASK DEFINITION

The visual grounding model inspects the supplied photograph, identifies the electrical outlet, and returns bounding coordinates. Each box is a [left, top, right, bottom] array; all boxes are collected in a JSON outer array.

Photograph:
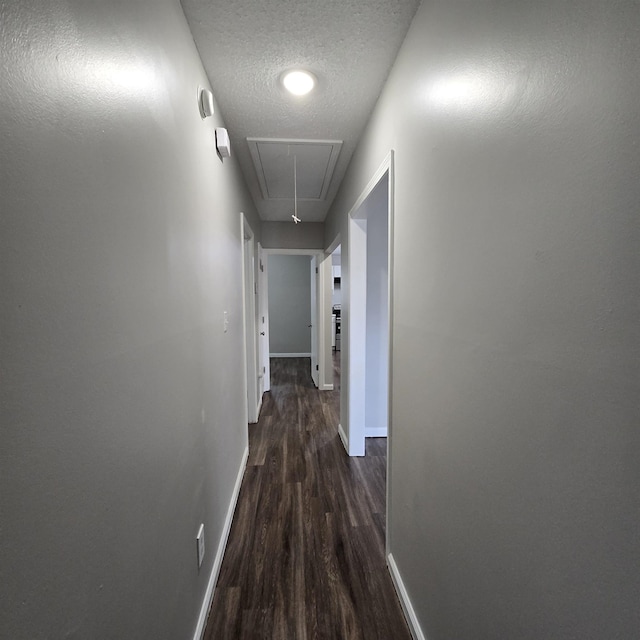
[[196, 524, 205, 569]]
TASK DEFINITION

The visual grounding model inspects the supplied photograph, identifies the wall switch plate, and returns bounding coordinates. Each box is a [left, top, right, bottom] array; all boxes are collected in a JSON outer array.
[[223, 311, 229, 333], [196, 524, 205, 569]]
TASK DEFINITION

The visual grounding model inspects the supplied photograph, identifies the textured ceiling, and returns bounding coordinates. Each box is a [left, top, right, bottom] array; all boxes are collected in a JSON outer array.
[[180, 0, 421, 222]]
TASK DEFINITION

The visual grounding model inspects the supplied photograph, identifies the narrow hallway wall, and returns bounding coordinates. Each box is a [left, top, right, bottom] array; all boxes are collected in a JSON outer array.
[[0, 1, 260, 638], [325, 1, 640, 638], [364, 178, 389, 436]]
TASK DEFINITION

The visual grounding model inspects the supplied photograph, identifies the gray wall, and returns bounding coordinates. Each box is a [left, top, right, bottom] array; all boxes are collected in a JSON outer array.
[[325, 1, 640, 638], [268, 255, 312, 355], [0, 1, 260, 638], [261, 221, 324, 249], [364, 178, 389, 435]]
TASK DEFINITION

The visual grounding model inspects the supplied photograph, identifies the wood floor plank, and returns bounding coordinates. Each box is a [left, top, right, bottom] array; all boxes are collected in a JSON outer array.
[[203, 357, 411, 640]]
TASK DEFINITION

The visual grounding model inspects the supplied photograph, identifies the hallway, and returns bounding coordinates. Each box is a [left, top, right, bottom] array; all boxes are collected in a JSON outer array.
[[3, 1, 638, 637], [204, 358, 410, 639]]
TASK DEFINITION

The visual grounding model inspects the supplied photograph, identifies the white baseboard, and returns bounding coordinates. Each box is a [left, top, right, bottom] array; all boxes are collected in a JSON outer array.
[[269, 352, 311, 358], [338, 423, 348, 454], [192, 446, 248, 640], [387, 553, 426, 640], [365, 427, 388, 437]]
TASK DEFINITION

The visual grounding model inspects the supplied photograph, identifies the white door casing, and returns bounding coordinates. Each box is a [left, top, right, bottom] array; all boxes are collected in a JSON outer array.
[[347, 217, 367, 456], [241, 214, 259, 424]]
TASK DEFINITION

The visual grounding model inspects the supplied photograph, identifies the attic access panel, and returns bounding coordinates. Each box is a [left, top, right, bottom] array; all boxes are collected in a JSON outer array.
[[247, 138, 342, 201]]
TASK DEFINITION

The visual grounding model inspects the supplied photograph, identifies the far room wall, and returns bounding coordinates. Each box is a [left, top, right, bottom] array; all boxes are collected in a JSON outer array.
[[268, 255, 312, 356]]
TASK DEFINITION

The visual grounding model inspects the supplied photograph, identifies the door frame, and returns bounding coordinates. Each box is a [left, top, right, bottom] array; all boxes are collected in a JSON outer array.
[[330, 151, 394, 462], [262, 248, 332, 391], [257, 244, 270, 394], [310, 256, 319, 388]]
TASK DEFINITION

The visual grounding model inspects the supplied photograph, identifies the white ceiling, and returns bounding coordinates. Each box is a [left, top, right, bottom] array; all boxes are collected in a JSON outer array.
[[180, 0, 421, 222]]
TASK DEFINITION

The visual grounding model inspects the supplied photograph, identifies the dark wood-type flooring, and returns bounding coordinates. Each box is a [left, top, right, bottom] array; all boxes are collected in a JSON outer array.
[[203, 356, 411, 640]]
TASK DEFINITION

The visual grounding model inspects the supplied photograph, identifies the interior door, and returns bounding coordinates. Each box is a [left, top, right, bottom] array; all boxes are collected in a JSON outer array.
[[310, 256, 319, 387], [257, 245, 270, 393]]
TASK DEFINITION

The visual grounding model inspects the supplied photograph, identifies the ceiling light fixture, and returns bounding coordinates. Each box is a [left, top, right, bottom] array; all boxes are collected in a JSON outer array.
[[282, 70, 316, 96]]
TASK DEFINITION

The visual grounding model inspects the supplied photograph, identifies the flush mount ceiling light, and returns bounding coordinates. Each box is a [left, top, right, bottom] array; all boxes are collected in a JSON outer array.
[[282, 70, 316, 96]]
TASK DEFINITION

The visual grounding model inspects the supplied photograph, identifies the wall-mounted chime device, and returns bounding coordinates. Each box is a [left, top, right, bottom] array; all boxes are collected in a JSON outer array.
[[215, 128, 231, 158]]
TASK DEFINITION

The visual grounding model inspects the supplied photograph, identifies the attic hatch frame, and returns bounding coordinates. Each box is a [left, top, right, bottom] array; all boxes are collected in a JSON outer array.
[[246, 137, 343, 203]]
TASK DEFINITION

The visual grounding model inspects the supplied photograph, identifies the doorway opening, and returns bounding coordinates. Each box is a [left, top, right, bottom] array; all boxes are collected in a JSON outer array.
[[260, 249, 332, 394], [340, 153, 394, 457]]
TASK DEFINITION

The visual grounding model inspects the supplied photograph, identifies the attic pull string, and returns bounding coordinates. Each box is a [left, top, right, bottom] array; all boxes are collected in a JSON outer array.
[[292, 154, 301, 224]]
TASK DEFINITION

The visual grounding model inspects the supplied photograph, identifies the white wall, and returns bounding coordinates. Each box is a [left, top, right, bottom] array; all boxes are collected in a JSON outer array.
[[0, 1, 260, 638], [268, 255, 312, 355], [325, 1, 640, 638], [332, 272, 342, 307]]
